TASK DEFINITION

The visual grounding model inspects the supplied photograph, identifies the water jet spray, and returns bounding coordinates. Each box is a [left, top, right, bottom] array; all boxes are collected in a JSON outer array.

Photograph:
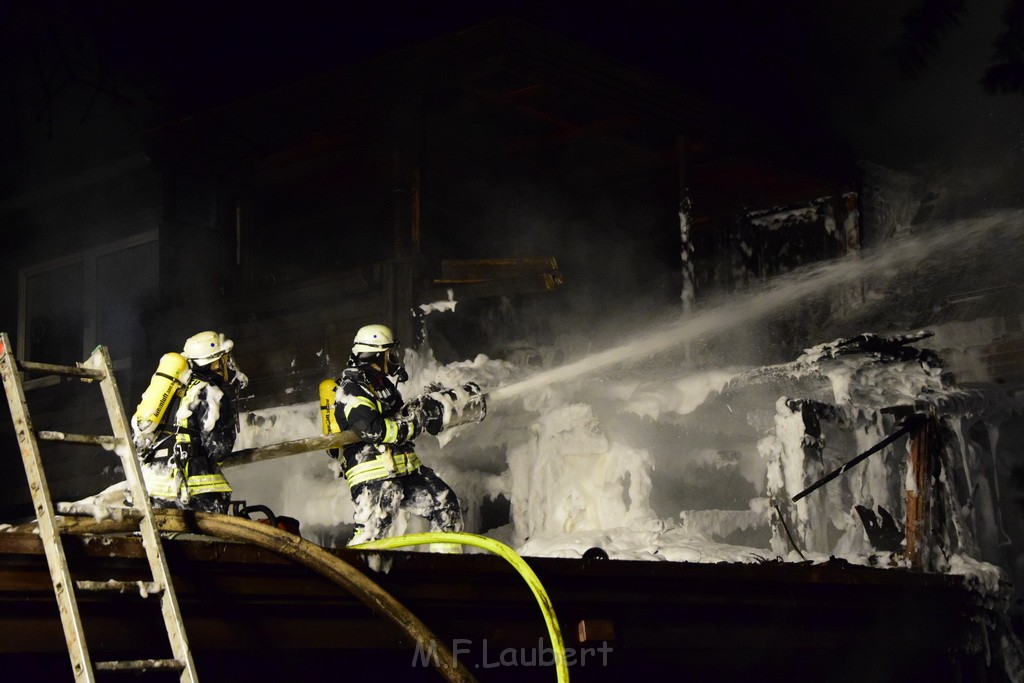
[[488, 210, 1024, 402]]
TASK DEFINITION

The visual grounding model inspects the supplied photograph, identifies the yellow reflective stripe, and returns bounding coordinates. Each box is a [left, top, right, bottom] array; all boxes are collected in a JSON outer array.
[[383, 418, 399, 444], [175, 414, 191, 443], [345, 452, 421, 487], [187, 474, 227, 485], [141, 464, 179, 499], [146, 475, 178, 497], [343, 395, 380, 420], [186, 473, 232, 495]]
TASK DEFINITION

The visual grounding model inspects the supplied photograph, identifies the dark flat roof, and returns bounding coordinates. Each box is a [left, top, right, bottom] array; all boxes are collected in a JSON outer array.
[[0, 531, 996, 681]]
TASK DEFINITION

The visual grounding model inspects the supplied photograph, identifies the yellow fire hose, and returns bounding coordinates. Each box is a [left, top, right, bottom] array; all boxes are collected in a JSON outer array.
[[351, 532, 569, 683], [57, 515, 570, 681]]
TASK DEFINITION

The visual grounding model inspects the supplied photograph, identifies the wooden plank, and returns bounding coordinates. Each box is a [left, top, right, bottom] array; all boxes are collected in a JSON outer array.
[[438, 257, 559, 282]]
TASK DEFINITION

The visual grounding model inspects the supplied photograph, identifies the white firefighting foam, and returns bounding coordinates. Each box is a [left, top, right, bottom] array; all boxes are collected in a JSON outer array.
[[225, 211, 1023, 587], [227, 348, 765, 564], [222, 332, 1010, 596]]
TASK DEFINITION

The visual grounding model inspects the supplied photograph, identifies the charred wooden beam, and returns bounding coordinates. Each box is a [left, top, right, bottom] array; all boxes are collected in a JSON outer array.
[[436, 257, 561, 284]]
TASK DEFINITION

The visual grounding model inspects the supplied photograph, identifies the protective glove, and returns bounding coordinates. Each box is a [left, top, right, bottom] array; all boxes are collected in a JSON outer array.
[[393, 416, 419, 442], [134, 431, 156, 452], [228, 355, 249, 390], [420, 397, 444, 436], [399, 396, 444, 436], [131, 415, 156, 451]]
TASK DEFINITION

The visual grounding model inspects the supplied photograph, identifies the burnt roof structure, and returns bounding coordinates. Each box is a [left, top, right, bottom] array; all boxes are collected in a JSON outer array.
[[142, 17, 860, 407]]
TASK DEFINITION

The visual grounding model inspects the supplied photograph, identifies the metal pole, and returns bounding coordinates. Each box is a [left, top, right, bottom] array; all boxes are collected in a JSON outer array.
[[792, 414, 926, 503]]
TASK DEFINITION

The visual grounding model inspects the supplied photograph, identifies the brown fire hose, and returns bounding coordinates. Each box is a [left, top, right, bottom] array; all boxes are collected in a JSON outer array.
[[58, 510, 477, 683]]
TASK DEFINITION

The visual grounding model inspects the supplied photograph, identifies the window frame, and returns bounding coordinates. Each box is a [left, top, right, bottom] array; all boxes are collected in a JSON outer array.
[[17, 230, 158, 368]]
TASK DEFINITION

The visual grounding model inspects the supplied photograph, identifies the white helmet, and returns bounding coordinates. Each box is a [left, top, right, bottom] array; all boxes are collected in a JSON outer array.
[[182, 331, 234, 366], [351, 324, 398, 354]]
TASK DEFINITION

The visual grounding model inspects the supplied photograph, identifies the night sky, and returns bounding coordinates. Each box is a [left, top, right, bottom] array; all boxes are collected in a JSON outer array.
[[2, 0, 1022, 201]]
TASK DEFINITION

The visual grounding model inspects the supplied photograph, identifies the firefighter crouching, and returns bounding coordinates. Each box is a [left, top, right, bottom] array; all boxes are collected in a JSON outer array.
[[131, 331, 248, 513], [323, 324, 464, 550]]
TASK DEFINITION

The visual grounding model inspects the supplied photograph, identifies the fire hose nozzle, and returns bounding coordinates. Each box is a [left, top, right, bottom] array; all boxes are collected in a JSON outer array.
[[410, 381, 488, 435]]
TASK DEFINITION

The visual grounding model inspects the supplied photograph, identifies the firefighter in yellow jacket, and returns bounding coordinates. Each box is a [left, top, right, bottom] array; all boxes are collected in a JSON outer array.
[[131, 331, 247, 513]]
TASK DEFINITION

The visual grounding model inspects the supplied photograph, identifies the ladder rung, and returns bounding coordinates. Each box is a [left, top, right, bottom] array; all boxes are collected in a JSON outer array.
[[75, 580, 163, 595], [17, 359, 105, 381], [38, 431, 119, 448], [94, 658, 186, 672]]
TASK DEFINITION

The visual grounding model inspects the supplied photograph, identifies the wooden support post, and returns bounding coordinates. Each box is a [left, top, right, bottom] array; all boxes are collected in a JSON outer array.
[[387, 104, 421, 346], [769, 398, 834, 555], [676, 135, 695, 312], [411, 166, 421, 254], [391, 105, 421, 260], [795, 400, 830, 554], [841, 192, 861, 254], [835, 191, 864, 314], [906, 416, 938, 570], [381, 259, 418, 353]]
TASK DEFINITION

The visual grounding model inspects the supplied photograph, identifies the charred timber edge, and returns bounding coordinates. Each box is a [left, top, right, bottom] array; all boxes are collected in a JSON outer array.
[[0, 528, 977, 592]]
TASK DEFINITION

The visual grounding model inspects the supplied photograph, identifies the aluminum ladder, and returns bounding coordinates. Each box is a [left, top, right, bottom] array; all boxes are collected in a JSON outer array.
[[0, 333, 198, 682]]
